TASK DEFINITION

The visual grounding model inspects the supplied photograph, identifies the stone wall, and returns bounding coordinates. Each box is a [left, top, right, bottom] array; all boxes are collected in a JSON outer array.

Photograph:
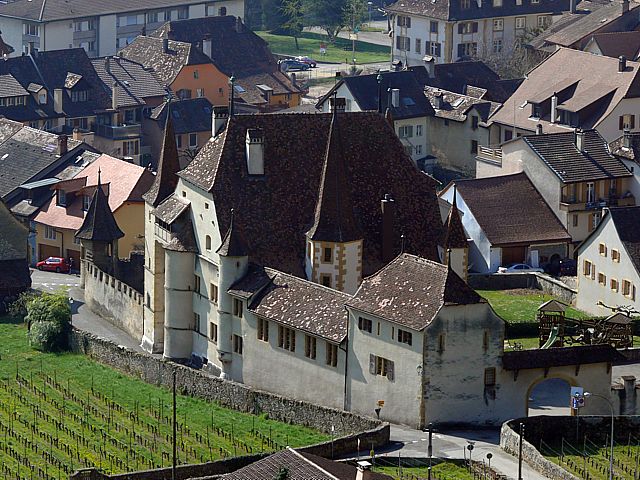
[[83, 261, 144, 341], [469, 273, 576, 304], [68, 329, 384, 438]]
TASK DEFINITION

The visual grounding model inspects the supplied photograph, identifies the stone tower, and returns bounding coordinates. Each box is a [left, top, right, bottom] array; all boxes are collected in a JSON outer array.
[[443, 188, 469, 282], [141, 110, 181, 354], [305, 99, 363, 294], [75, 172, 124, 284], [216, 210, 249, 379]]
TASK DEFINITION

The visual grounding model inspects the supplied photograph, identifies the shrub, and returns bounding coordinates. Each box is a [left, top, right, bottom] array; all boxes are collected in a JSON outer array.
[[27, 320, 64, 352], [24, 292, 71, 351]]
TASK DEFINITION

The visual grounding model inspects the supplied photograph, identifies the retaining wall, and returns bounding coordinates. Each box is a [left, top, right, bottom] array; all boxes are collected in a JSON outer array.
[[469, 273, 577, 304]]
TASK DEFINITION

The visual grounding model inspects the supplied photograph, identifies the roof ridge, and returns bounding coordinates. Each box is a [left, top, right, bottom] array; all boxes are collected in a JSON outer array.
[[262, 266, 352, 298], [289, 448, 341, 480]]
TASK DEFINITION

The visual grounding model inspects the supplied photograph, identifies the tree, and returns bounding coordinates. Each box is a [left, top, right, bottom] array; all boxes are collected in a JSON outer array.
[[473, 29, 546, 79], [25, 292, 71, 352], [280, 0, 306, 49], [304, 0, 349, 42], [343, 0, 368, 33]]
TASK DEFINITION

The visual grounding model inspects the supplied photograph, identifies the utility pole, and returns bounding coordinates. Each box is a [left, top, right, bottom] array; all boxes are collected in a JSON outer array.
[[172, 370, 177, 480], [518, 423, 524, 480], [427, 423, 433, 480]]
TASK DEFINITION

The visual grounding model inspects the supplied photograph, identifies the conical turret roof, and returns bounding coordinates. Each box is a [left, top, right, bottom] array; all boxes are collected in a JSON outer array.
[[443, 188, 467, 250], [217, 209, 249, 257], [75, 172, 124, 242]]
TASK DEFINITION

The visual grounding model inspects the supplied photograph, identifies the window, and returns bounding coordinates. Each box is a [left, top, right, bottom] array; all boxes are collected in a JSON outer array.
[[177, 89, 192, 100], [123, 140, 139, 156], [320, 274, 332, 288], [196, 88, 205, 98], [323, 247, 333, 263], [515, 17, 526, 29], [457, 42, 477, 58], [370, 354, 394, 379], [327, 343, 339, 367], [460, 0, 471, 8], [194, 274, 201, 294], [304, 335, 316, 359], [177, 7, 189, 19], [471, 140, 478, 154], [209, 322, 218, 343], [233, 334, 243, 355], [611, 278, 619, 292], [438, 333, 445, 353], [189, 133, 198, 148], [493, 18, 504, 31], [205, 235, 211, 250], [493, 0, 502, 5], [598, 272, 606, 286], [458, 22, 477, 34], [612, 249, 620, 262], [395, 36, 410, 51], [193, 312, 201, 332], [537, 15, 549, 28], [82, 195, 91, 211], [586, 182, 595, 203], [623, 280, 634, 298], [44, 225, 57, 240], [415, 145, 423, 155], [471, 115, 479, 130], [397, 329, 412, 346], [210, 283, 218, 303], [484, 367, 496, 386], [71, 90, 89, 103], [583, 260, 593, 278], [396, 15, 411, 27], [56, 189, 66, 206], [591, 211, 601, 231], [218, 6, 227, 15], [233, 298, 243, 317], [193, 70, 199, 79], [416, 124, 423, 136], [412, 38, 420, 53], [620, 114, 635, 130], [492, 39, 503, 53], [398, 125, 414, 138], [258, 318, 269, 341], [573, 214, 579, 227], [427, 41, 442, 57], [278, 325, 296, 352], [358, 317, 373, 333], [147, 12, 160, 23], [176, 135, 183, 149], [23, 23, 40, 36], [430, 21, 438, 33], [599, 243, 607, 256]]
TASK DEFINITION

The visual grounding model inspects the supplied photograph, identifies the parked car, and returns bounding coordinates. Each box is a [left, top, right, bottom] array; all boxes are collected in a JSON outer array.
[[295, 56, 318, 67], [36, 257, 71, 273], [497, 263, 544, 274], [279, 59, 311, 72], [559, 258, 577, 276]]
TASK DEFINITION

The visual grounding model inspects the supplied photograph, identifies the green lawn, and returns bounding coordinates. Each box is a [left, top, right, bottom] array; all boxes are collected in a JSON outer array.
[[376, 461, 477, 479], [477, 289, 592, 324], [0, 316, 327, 477], [257, 31, 391, 64]]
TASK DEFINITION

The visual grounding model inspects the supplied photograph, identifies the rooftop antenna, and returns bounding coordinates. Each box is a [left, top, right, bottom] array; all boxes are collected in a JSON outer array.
[[400, 233, 405, 253]]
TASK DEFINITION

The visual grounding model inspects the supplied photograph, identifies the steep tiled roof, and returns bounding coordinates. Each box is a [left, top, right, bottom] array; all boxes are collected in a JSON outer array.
[[217, 210, 249, 257], [179, 112, 442, 278], [452, 173, 571, 246], [307, 112, 362, 243], [443, 190, 467, 249], [91, 57, 166, 108], [503, 344, 625, 370], [119, 36, 212, 86], [490, 48, 640, 133], [589, 31, 640, 60], [523, 130, 631, 183], [75, 177, 124, 242], [143, 114, 181, 207], [0, 199, 28, 261], [151, 98, 213, 135], [222, 447, 393, 480], [609, 206, 640, 273], [347, 253, 483, 331], [0, 75, 28, 97], [0, 0, 207, 21], [386, 0, 571, 22]]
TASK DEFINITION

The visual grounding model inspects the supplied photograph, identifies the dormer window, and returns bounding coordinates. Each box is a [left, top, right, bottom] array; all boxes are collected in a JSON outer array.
[[82, 195, 90, 211], [493, 0, 503, 6], [0, 96, 27, 106], [71, 90, 89, 102], [56, 189, 66, 206], [38, 92, 47, 104], [530, 103, 541, 119], [460, 0, 471, 8]]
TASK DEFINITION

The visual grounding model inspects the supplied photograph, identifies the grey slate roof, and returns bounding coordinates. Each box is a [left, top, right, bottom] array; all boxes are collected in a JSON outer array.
[[229, 266, 350, 343], [217, 210, 249, 257], [143, 114, 181, 207], [0, 75, 27, 98], [0, 199, 28, 261], [425, 86, 500, 122], [347, 253, 484, 331], [0, 0, 208, 21], [154, 195, 190, 225], [609, 131, 640, 161], [588, 31, 640, 60], [451, 173, 571, 246], [609, 206, 640, 274], [75, 182, 125, 242], [523, 130, 631, 183], [386, 0, 571, 22], [151, 98, 213, 135]]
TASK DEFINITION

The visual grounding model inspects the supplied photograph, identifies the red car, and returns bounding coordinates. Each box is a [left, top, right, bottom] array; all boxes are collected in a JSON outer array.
[[36, 257, 71, 273]]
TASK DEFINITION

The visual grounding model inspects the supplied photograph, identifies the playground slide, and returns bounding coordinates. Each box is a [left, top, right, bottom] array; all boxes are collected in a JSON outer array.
[[541, 326, 559, 349]]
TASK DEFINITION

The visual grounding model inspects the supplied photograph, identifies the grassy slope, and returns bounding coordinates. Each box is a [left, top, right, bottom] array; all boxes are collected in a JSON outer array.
[[376, 461, 477, 479], [256, 31, 390, 64], [0, 316, 327, 475]]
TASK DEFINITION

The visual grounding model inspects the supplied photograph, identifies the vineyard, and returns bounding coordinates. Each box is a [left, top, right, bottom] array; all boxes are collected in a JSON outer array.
[[0, 317, 328, 478]]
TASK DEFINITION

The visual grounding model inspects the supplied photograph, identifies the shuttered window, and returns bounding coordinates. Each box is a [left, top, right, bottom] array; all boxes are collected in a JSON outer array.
[[370, 354, 394, 380]]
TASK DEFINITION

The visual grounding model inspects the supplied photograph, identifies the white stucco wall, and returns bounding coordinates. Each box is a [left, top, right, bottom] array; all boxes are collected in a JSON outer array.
[[98, 15, 118, 57], [597, 98, 640, 142], [43, 21, 73, 51], [622, 158, 640, 200], [0, 18, 26, 56]]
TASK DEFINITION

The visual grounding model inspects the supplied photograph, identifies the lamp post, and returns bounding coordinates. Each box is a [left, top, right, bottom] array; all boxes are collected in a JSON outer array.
[[584, 392, 614, 480], [427, 422, 433, 480], [486, 453, 492, 479]]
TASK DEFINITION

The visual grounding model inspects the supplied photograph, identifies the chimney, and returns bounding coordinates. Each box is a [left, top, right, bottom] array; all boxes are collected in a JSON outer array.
[[53, 88, 63, 114], [433, 91, 444, 110], [235, 16, 243, 33], [356, 461, 373, 480], [105, 56, 111, 74], [202, 35, 212, 59], [329, 97, 347, 113], [619, 55, 627, 72], [212, 105, 229, 137], [381, 194, 396, 263], [111, 82, 118, 111], [245, 128, 265, 175], [423, 56, 435, 78], [623, 0, 630, 13], [550, 93, 558, 123], [624, 128, 632, 148], [162, 38, 169, 54], [575, 128, 585, 153], [57, 134, 68, 155], [570, 0, 576, 13], [391, 88, 400, 108], [536, 123, 543, 135], [72, 127, 82, 142]]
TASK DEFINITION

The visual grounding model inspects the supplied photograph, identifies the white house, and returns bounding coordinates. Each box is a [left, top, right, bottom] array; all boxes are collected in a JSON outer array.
[[576, 206, 640, 316], [386, 0, 572, 65], [0, 0, 244, 58]]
